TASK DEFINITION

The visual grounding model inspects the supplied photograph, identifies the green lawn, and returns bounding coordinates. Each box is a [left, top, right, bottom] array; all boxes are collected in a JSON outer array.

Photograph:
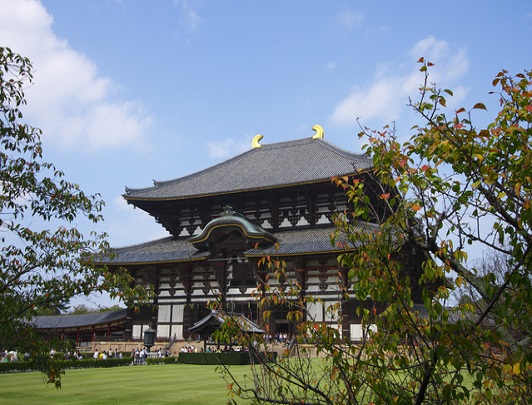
[[0, 364, 253, 405]]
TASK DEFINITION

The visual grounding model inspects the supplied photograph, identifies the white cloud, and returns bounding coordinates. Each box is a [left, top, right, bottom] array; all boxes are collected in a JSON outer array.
[[326, 62, 337, 71], [330, 37, 469, 127], [0, 0, 153, 151], [336, 10, 364, 29], [113, 195, 137, 214], [206, 137, 250, 159], [365, 25, 391, 35], [109, 196, 169, 247], [408, 36, 469, 82], [182, 9, 202, 33], [85, 102, 153, 149], [174, 0, 203, 34], [331, 80, 401, 125]]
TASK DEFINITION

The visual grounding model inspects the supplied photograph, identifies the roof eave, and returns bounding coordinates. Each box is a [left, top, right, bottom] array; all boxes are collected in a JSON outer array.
[[123, 172, 371, 203]]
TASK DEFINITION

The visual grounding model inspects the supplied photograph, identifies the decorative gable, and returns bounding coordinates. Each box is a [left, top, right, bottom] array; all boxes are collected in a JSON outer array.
[[188, 206, 277, 251]]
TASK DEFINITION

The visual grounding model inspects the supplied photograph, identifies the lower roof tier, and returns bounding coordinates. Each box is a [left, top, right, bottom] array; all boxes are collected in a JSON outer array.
[[96, 224, 370, 267]]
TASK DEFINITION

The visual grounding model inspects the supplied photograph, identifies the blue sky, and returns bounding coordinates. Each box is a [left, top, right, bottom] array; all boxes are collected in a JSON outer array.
[[1, 1, 531, 306]]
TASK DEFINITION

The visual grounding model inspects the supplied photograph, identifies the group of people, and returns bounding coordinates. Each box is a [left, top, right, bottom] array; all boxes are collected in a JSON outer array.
[[180, 344, 196, 353], [3, 348, 88, 362], [64, 350, 84, 360], [156, 348, 170, 357], [1, 349, 17, 362], [264, 332, 291, 345], [206, 345, 243, 353], [131, 347, 170, 364], [132, 347, 147, 364], [93, 348, 122, 360], [181, 345, 249, 353]]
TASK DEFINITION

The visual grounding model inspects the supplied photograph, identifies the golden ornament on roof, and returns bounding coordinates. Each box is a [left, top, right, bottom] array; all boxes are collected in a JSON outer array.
[[312, 124, 324, 139], [252, 134, 263, 148]]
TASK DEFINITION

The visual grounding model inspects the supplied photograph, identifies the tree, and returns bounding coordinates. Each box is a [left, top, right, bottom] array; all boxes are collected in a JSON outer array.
[[0, 47, 144, 387], [68, 304, 124, 314], [218, 62, 532, 404]]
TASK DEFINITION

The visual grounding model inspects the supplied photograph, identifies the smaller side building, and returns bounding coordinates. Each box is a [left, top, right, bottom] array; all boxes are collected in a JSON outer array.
[[32, 309, 128, 349]]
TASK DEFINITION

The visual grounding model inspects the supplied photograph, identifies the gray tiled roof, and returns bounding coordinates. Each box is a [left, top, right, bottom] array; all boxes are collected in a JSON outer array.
[[245, 227, 352, 256], [32, 309, 127, 330], [98, 237, 210, 265], [125, 137, 372, 201], [245, 222, 375, 256], [189, 310, 264, 334], [98, 225, 367, 266]]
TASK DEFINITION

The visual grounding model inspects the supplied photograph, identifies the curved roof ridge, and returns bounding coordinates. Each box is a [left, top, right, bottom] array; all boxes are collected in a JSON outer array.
[[124, 147, 258, 195], [124, 138, 313, 195], [314, 138, 369, 161], [155, 148, 258, 189], [124, 136, 373, 201], [111, 236, 175, 252]]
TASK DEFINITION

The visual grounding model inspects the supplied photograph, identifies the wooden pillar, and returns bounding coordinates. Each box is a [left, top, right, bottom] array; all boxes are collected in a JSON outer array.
[[125, 308, 134, 338]]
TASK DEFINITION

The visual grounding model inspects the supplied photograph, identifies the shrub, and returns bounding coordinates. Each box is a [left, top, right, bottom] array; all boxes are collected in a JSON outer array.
[[0, 357, 132, 373], [146, 356, 178, 365]]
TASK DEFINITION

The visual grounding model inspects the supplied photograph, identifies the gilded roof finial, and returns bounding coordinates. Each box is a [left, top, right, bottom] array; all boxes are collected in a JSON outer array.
[[312, 124, 324, 139], [252, 134, 263, 148]]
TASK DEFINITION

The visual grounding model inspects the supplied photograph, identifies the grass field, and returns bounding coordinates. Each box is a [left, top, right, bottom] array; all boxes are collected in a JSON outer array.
[[0, 364, 253, 405]]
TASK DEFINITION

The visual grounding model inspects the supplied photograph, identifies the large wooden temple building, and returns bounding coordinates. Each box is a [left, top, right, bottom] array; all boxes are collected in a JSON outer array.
[[98, 126, 411, 343]]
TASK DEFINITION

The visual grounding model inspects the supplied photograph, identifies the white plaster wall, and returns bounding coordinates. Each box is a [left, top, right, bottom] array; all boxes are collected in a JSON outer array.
[[157, 324, 170, 339], [350, 324, 377, 341], [171, 325, 183, 340], [132, 324, 144, 340], [306, 301, 324, 322], [158, 305, 171, 322], [325, 307, 337, 323], [131, 325, 150, 339], [172, 304, 183, 323]]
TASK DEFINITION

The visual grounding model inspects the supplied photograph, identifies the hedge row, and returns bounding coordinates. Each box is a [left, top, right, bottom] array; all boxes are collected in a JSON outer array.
[[179, 351, 249, 365], [0, 357, 178, 373], [146, 356, 179, 365], [0, 352, 273, 372], [178, 351, 277, 365]]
